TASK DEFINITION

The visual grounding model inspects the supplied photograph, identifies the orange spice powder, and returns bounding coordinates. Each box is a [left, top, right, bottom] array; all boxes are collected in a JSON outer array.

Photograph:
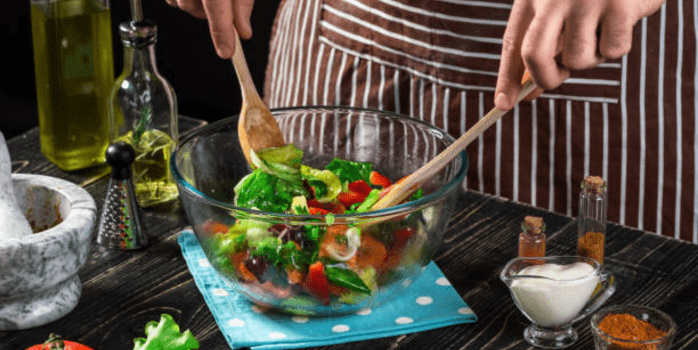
[[597, 313, 668, 349]]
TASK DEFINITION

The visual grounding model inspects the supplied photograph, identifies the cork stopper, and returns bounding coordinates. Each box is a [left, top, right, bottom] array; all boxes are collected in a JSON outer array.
[[583, 176, 606, 195], [522, 216, 545, 235]]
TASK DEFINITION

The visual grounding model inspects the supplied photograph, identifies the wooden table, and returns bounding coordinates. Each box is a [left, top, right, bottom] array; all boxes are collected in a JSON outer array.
[[2, 117, 697, 350]]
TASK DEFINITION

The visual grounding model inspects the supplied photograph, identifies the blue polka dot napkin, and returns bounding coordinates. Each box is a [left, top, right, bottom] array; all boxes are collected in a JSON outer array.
[[177, 229, 477, 350]]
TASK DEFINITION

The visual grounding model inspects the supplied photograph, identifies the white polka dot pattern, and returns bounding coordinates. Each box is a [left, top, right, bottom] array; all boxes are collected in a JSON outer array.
[[212, 288, 229, 297], [356, 308, 372, 316], [416, 296, 433, 305], [395, 317, 414, 325], [332, 324, 350, 333], [228, 318, 245, 327], [177, 232, 478, 350], [458, 307, 475, 315], [293, 316, 309, 323], [436, 277, 451, 286], [198, 258, 210, 267]]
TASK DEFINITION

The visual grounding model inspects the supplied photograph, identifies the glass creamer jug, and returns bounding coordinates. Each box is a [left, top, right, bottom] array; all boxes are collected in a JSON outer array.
[[30, 0, 114, 171], [500, 256, 616, 349]]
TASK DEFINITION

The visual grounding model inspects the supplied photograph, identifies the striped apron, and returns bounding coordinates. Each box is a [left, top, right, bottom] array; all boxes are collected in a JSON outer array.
[[263, 0, 698, 243]]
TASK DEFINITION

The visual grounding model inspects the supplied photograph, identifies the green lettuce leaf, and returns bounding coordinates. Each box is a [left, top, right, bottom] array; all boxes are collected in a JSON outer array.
[[234, 169, 308, 213], [325, 158, 372, 184], [133, 314, 199, 350]]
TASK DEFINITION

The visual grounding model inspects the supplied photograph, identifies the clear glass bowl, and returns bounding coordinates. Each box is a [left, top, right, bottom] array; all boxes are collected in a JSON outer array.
[[590, 305, 676, 350], [171, 106, 467, 316]]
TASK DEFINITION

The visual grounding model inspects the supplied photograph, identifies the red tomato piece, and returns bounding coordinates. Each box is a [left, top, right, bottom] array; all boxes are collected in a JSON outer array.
[[391, 227, 415, 250], [308, 207, 331, 215], [307, 200, 346, 214], [230, 252, 257, 283], [337, 191, 367, 207], [199, 220, 229, 235], [370, 171, 393, 188], [302, 261, 331, 305], [348, 180, 373, 196]]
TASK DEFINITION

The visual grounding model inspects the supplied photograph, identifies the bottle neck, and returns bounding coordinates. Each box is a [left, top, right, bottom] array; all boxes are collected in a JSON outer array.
[[122, 43, 158, 75], [579, 191, 608, 221]]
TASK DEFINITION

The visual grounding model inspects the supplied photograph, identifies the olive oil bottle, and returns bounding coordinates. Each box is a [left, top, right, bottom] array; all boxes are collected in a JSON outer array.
[[109, 20, 179, 207], [30, 0, 114, 171]]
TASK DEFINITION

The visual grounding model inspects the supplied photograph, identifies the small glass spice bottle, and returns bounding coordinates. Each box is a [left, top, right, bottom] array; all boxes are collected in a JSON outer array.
[[519, 216, 546, 258], [108, 19, 179, 207], [577, 176, 607, 264]]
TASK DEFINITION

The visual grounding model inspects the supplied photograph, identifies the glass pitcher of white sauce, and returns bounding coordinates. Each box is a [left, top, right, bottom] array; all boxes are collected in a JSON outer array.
[[500, 256, 616, 349]]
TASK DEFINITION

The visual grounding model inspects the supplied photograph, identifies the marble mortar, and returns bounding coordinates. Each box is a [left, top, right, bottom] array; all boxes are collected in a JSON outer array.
[[0, 174, 96, 330]]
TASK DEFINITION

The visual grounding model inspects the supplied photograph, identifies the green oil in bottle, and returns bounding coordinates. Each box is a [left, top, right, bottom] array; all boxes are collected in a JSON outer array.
[[30, 0, 114, 171], [115, 129, 178, 207]]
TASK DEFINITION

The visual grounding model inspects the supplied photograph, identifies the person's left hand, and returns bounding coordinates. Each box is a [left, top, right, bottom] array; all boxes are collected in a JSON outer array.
[[494, 0, 666, 111]]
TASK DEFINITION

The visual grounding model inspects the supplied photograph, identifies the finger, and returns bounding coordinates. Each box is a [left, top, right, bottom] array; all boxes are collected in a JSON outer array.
[[202, 0, 237, 58], [495, 0, 533, 111], [171, 0, 207, 19], [234, 0, 255, 39], [524, 86, 545, 101], [598, 4, 634, 59], [521, 5, 570, 90], [561, 5, 605, 70]]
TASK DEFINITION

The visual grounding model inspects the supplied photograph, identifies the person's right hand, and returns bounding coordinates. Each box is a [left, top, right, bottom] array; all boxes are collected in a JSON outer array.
[[164, 0, 255, 58], [494, 0, 666, 111]]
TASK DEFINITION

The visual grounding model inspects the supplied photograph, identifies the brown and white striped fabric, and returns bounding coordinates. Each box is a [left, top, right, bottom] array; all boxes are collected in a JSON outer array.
[[262, 0, 698, 243]]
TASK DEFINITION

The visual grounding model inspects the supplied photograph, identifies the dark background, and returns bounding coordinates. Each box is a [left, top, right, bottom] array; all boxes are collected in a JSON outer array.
[[0, 0, 282, 139]]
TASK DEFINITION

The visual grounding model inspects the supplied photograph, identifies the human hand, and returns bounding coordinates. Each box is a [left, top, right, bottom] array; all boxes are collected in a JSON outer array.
[[164, 0, 255, 58], [495, 0, 666, 111]]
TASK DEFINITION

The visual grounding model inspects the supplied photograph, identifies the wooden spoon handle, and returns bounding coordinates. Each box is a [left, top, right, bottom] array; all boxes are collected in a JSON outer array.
[[371, 77, 537, 210], [231, 34, 263, 107]]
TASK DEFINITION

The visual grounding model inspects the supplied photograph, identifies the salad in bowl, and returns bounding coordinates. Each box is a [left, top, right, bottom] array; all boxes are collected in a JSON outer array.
[[172, 107, 467, 315]]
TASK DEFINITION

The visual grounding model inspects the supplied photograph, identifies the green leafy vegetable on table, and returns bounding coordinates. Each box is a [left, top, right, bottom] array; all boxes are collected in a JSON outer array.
[[133, 314, 199, 350]]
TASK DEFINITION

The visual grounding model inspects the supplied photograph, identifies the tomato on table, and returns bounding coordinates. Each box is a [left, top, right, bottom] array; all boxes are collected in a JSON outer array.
[[26, 334, 93, 350]]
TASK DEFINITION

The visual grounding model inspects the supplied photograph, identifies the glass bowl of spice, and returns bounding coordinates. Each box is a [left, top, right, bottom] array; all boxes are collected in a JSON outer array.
[[590, 305, 676, 350]]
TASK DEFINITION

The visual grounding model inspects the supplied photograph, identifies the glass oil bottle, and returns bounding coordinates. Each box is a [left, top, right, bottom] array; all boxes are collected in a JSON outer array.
[[109, 19, 178, 207], [30, 0, 114, 171]]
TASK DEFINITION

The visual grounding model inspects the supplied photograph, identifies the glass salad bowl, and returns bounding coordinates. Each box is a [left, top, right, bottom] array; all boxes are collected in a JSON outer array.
[[171, 106, 468, 316]]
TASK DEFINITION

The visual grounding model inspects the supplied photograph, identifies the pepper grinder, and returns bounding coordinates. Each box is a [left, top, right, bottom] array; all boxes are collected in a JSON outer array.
[[97, 142, 147, 250]]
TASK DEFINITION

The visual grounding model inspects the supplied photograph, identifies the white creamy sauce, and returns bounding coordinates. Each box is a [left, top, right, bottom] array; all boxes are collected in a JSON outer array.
[[510, 262, 599, 327]]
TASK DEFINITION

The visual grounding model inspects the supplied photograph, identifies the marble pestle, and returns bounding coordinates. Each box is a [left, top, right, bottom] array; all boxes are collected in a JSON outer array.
[[0, 132, 33, 240]]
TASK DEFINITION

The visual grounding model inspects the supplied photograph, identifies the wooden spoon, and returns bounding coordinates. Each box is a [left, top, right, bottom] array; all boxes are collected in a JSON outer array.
[[371, 76, 537, 210], [232, 34, 286, 165]]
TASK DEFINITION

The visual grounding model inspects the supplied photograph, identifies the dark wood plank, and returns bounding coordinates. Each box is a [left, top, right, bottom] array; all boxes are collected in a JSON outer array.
[[1, 123, 697, 350]]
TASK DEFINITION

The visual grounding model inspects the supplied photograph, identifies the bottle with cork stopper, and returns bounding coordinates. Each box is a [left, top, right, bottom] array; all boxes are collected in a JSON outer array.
[[519, 216, 546, 257], [577, 175, 607, 264]]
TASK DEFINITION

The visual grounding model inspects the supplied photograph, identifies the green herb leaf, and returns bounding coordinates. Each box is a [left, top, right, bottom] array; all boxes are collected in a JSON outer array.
[[133, 106, 152, 145], [325, 266, 372, 294]]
